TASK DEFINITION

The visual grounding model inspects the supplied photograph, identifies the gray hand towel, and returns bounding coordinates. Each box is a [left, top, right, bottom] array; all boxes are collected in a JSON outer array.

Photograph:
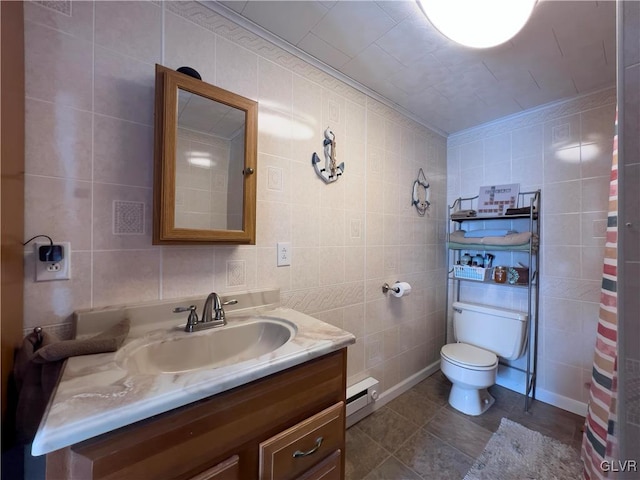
[[12, 319, 131, 443], [33, 318, 130, 363]]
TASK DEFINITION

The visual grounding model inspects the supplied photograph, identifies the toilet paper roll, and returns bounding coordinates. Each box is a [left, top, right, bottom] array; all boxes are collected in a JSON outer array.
[[391, 281, 412, 298]]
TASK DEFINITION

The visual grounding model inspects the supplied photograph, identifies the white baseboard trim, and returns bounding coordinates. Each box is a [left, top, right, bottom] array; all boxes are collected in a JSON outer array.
[[535, 388, 588, 417], [346, 360, 441, 428]]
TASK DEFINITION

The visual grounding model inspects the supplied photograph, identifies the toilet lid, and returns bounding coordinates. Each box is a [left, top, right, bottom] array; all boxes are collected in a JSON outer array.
[[441, 343, 497, 368]]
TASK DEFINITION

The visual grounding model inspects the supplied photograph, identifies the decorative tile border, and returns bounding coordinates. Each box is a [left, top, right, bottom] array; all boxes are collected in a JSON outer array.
[[33, 0, 72, 16], [281, 282, 365, 315], [23, 322, 74, 341]]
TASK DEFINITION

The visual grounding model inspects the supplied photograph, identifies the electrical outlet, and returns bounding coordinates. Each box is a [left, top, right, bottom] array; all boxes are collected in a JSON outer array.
[[35, 242, 71, 281], [277, 242, 291, 267]]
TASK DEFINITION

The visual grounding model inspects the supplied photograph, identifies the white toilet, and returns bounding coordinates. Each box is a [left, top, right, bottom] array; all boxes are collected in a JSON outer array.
[[440, 301, 528, 416]]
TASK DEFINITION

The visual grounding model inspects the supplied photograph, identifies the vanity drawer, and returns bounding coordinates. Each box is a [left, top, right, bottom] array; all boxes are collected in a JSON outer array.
[[259, 402, 344, 480], [189, 455, 239, 480]]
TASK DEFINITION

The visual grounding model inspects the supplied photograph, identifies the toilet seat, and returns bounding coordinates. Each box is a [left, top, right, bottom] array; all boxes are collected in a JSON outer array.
[[441, 343, 498, 371]]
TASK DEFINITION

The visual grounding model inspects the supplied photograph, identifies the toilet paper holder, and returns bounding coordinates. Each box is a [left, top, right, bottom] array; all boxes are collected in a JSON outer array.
[[381, 282, 400, 294]]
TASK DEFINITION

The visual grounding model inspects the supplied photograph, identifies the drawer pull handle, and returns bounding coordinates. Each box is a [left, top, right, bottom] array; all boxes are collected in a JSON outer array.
[[292, 436, 323, 458]]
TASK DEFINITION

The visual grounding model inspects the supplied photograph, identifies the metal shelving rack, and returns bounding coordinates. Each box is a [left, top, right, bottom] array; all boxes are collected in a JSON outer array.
[[445, 189, 541, 412]]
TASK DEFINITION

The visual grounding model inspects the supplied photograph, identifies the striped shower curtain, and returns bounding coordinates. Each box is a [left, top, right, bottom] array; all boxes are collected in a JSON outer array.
[[581, 109, 619, 479]]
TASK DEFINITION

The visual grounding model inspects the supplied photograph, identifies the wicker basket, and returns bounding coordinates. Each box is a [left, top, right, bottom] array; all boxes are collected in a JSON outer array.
[[454, 265, 492, 282]]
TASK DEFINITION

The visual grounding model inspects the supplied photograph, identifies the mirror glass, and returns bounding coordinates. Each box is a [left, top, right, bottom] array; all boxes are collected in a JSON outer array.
[[175, 89, 245, 231], [153, 65, 257, 244]]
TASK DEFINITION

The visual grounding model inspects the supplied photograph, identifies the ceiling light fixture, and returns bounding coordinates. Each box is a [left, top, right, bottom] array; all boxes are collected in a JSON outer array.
[[417, 0, 537, 49]]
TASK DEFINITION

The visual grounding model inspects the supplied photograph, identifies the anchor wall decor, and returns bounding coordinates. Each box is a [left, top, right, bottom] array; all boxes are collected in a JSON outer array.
[[411, 168, 431, 216], [312, 127, 344, 184]]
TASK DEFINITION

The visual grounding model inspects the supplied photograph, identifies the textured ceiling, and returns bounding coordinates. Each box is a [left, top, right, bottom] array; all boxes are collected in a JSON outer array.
[[213, 0, 616, 135]]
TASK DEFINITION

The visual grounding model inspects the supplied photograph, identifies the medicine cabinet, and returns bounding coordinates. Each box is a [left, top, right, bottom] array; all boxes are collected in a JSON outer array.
[[153, 64, 257, 244]]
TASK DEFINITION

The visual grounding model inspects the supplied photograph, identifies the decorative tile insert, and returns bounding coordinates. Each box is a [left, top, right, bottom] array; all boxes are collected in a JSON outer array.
[[350, 219, 362, 239], [34, 0, 72, 16], [227, 260, 245, 287], [328, 100, 341, 125], [113, 200, 145, 235], [552, 123, 571, 144], [267, 166, 283, 191]]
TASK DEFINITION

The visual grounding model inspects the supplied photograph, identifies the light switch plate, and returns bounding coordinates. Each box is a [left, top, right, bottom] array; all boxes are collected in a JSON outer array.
[[277, 242, 291, 267]]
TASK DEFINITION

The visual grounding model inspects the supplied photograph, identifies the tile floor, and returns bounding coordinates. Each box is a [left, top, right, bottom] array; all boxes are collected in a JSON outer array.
[[345, 371, 585, 480]]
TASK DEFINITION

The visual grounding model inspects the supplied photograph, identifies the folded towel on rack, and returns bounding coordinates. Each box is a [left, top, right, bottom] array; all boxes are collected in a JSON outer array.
[[12, 319, 130, 443], [33, 318, 130, 363], [450, 230, 533, 246], [451, 209, 477, 219], [464, 229, 517, 238]]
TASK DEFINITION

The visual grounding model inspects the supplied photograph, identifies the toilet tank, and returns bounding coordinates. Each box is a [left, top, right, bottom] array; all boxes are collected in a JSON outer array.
[[452, 301, 528, 360]]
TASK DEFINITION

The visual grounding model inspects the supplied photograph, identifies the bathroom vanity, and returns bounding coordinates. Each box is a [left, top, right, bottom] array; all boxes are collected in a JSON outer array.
[[33, 289, 355, 480]]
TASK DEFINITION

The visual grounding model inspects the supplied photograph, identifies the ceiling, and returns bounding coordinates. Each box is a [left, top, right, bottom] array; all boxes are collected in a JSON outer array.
[[211, 0, 616, 135]]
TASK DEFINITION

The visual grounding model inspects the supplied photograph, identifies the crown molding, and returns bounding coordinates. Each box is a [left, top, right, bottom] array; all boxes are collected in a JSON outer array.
[[199, 1, 449, 138]]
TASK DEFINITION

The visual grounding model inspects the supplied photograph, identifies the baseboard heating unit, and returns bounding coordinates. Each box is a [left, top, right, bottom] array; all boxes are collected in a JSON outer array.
[[346, 377, 379, 418]]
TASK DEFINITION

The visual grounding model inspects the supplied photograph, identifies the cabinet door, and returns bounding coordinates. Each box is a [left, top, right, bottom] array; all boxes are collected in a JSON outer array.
[[189, 455, 239, 480], [259, 402, 344, 480], [297, 450, 341, 480]]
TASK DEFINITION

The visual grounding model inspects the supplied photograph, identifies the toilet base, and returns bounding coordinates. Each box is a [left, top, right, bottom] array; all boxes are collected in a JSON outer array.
[[448, 385, 495, 416]]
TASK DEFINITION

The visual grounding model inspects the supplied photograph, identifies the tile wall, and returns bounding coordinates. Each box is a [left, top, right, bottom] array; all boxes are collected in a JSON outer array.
[[447, 88, 617, 411], [22, 1, 448, 394]]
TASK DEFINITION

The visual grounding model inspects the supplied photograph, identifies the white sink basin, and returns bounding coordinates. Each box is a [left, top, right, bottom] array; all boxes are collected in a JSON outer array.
[[120, 317, 296, 374]]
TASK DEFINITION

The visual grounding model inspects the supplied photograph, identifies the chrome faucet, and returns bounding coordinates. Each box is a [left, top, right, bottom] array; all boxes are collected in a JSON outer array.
[[174, 293, 237, 332], [202, 292, 226, 325]]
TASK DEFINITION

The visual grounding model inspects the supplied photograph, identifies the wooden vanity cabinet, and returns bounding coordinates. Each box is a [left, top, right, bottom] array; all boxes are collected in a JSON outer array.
[[46, 349, 347, 480]]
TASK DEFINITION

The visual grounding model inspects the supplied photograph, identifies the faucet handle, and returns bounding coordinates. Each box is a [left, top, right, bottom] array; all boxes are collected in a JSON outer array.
[[173, 305, 199, 332], [222, 299, 238, 307]]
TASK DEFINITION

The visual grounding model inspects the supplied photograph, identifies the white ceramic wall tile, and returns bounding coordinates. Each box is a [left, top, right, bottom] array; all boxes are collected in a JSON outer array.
[[25, 21, 93, 110], [581, 246, 606, 281], [93, 250, 160, 306], [25, 99, 92, 180], [255, 200, 291, 247], [581, 176, 611, 213], [161, 247, 215, 300], [93, 115, 154, 188], [544, 180, 582, 214], [258, 104, 293, 159], [94, 46, 155, 126], [215, 37, 258, 101], [343, 303, 365, 338], [256, 246, 291, 292], [346, 342, 365, 378], [95, 1, 161, 64], [319, 208, 345, 247], [258, 57, 293, 113], [543, 213, 581, 245], [164, 12, 216, 84], [318, 246, 345, 286], [290, 248, 319, 290], [25, 175, 92, 251], [343, 172, 366, 214], [542, 360, 584, 401]]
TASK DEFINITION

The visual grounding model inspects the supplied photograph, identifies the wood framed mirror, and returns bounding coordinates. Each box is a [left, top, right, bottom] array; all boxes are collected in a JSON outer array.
[[153, 65, 257, 244]]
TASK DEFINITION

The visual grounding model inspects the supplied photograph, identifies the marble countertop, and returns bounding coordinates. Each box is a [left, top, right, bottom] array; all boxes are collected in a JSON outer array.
[[31, 290, 355, 456]]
